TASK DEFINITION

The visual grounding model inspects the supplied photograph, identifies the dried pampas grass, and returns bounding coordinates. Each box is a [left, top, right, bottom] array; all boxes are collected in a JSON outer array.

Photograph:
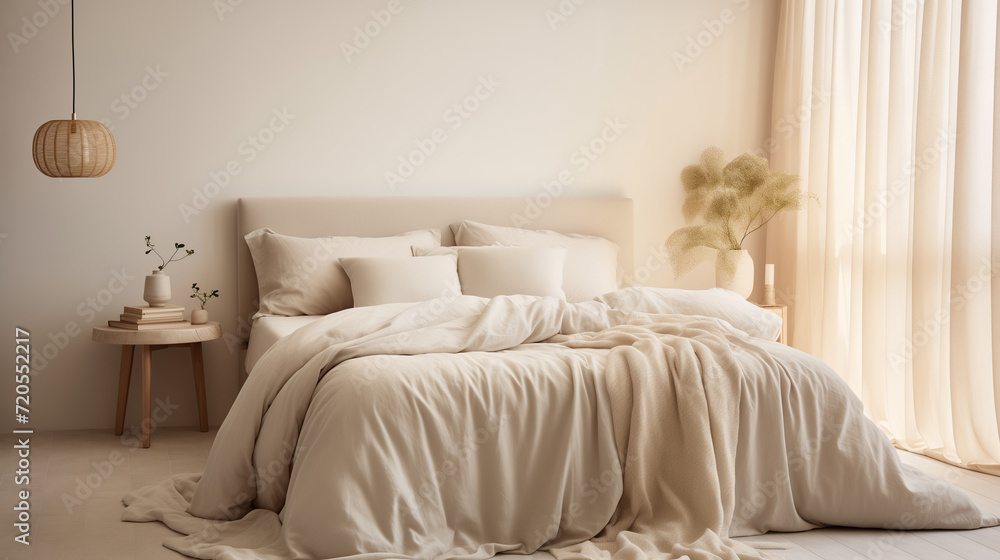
[[666, 147, 814, 278]]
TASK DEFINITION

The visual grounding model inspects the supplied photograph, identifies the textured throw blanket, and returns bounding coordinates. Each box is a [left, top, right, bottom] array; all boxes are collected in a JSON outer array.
[[548, 317, 760, 560], [121, 293, 996, 560]]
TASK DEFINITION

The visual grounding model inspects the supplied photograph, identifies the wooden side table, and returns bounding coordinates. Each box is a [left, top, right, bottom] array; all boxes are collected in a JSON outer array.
[[92, 322, 222, 447], [756, 304, 788, 344]]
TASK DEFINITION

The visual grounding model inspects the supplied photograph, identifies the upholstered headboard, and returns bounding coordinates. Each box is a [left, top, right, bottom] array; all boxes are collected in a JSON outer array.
[[236, 196, 635, 338]]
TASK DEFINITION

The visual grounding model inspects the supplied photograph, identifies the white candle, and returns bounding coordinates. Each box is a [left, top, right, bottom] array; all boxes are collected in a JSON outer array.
[[765, 264, 774, 286]]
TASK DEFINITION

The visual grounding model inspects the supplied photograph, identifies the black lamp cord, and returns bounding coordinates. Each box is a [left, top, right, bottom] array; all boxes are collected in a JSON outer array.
[[71, 0, 75, 116]]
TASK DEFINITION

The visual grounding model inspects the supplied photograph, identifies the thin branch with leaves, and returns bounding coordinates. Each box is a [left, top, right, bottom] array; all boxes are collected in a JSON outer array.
[[190, 283, 219, 309], [145, 236, 194, 271]]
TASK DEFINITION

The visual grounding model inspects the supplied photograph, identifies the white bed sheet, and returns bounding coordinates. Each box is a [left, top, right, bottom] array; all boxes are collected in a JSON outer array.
[[245, 316, 325, 374]]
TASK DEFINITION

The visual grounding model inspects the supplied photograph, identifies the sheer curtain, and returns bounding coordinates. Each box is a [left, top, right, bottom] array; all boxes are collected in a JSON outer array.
[[766, 0, 1000, 473]]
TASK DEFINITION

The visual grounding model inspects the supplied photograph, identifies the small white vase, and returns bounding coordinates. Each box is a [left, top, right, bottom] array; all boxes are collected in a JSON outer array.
[[191, 308, 208, 325], [716, 249, 754, 299], [143, 270, 171, 307]]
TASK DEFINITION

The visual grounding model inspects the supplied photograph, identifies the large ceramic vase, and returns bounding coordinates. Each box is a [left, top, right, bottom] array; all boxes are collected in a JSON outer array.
[[143, 270, 171, 307], [716, 249, 754, 299]]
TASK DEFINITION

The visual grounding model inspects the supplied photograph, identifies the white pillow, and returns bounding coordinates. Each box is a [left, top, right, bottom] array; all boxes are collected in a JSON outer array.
[[451, 220, 618, 302], [596, 287, 782, 341], [416, 246, 567, 299], [245, 228, 441, 316], [340, 255, 461, 307]]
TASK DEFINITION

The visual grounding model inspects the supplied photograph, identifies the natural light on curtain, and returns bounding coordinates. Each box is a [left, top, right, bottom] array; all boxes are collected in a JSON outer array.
[[766, 0, 1000, 474]]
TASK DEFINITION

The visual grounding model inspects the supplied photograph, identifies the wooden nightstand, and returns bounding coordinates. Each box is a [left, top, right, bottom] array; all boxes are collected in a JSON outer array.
[[756, 304, 787, 344], [92, 322, 221, 447]]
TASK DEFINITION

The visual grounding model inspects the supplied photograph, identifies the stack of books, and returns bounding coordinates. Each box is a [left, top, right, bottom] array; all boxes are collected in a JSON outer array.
[[108, 305, 190, 330]]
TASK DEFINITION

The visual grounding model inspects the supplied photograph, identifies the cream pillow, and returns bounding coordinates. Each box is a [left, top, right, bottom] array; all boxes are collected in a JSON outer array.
[[416, 246, 566, 299], [340, 255, 461, 307], [451, 220, 618, 302], [245, 228, 441, 316], [596, 287, 783, 341]]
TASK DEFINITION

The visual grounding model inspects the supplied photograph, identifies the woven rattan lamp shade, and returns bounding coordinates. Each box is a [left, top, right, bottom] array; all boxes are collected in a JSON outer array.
[[32, 114, 116, 177]]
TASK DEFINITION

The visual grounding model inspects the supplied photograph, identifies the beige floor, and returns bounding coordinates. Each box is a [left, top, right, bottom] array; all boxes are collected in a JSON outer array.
[[2, 428, 1000, 560], [0, 428, 215, 560]]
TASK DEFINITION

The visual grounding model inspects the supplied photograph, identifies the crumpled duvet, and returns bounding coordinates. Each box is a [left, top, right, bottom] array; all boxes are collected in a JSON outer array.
[[122, 291, 998, 560]]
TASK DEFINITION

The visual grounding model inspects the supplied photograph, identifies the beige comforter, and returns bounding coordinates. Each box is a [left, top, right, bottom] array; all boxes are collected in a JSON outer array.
[[122, 293, 997, 559]]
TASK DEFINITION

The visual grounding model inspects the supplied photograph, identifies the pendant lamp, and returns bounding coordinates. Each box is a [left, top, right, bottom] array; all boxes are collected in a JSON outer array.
[[32, 0, 115, 178]]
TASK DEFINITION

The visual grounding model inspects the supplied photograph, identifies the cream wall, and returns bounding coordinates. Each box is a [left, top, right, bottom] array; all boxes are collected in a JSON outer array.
[[0, 0, 779, 431]]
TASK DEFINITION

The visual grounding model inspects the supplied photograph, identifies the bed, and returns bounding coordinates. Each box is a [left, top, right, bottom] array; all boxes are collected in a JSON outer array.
[[122, 196, 998, 560]]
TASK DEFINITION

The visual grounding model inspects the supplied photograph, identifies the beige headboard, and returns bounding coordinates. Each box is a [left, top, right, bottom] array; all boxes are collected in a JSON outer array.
[[236, 196, 635, 337]]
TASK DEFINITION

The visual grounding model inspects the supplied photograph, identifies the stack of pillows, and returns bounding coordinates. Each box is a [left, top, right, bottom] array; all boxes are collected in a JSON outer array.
[[246, 220, 781, 341], [246, 220, 619, 314]]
